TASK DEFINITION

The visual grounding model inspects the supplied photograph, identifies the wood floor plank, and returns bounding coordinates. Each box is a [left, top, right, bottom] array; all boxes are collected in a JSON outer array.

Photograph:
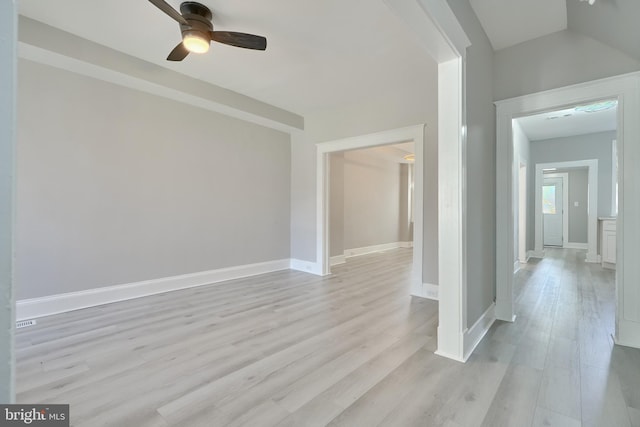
[[15, 247, 640, 427]]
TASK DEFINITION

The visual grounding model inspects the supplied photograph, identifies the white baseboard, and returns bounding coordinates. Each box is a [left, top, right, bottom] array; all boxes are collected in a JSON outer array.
[[585, 252, 600, 263], [528, 250, 544, 259], [329, 255, 346, 266], [17, 259, 291, 321], [513, 260, 520, 274], [344, 242, 410, 258], [411, 283, 439, 301], [564, 242, 588, 250], [463, 302, 496, 362], [289, 259, 323, 275]]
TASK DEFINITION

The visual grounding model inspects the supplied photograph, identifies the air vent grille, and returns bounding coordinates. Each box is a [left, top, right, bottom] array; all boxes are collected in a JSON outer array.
[[16, 319, 36, 329]]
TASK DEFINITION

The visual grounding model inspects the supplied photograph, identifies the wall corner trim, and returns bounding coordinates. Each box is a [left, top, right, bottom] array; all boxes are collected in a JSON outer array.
[[412, 283, 439, 300], [16, 259, 292, 321], [463, 302, 496, 362], [289, 259, 324, 276]]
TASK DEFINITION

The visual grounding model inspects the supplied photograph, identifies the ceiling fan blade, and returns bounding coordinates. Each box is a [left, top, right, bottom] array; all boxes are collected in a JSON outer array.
[[167, 42, 189, 61], [149, 0, 190, 26], [211, 31, 267, 50]]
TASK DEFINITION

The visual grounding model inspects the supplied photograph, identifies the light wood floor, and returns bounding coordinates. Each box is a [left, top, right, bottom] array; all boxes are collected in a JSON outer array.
[[16, 248, 640, 426]]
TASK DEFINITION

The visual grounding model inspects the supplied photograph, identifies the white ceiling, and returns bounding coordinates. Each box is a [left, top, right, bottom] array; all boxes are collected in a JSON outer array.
[[515, 101, 617, 141], [469, 0, 567, 50], [18, 0, 437, 115]]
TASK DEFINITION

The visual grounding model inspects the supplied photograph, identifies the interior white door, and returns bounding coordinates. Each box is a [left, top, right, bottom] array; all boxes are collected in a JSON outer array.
[[543, 177, 563, 246]]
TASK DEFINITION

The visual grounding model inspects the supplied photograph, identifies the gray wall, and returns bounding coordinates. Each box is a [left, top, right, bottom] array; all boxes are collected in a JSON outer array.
[[494, 29, 640, 101], [528, 131, 616, 248], [0, 0, 17, 404], [567, 169, 589, 244], [447, 0, 497, 327], [343, 149, 403, 250], [330, 149, 412, 256], [16, 59, 291, 300], [291, 62, 439, 284], [399, 164, 413, 243], [329, 152, 344, 257]]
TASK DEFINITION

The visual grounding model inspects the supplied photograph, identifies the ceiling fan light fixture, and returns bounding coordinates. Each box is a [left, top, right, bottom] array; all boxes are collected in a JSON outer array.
[[182, 31, 210, 53]]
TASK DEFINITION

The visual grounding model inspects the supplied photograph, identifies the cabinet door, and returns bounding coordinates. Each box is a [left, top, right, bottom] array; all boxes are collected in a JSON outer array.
[[603, 230, 616, 264]]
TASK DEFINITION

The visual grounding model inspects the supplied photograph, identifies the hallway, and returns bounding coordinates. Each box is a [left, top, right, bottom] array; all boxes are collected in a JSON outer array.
[[483, 248, 640, 426]]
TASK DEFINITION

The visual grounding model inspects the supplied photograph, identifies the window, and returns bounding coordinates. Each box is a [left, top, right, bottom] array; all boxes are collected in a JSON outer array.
[[542, 185, 556, 214]]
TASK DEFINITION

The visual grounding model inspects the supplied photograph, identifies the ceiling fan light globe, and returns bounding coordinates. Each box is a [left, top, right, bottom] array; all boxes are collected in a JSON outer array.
[[183, 31, 210, 53]]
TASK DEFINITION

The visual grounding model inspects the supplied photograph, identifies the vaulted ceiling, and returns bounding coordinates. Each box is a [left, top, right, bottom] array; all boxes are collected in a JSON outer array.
[[470, 0, 640, 60], [18, 0, 437, 116]]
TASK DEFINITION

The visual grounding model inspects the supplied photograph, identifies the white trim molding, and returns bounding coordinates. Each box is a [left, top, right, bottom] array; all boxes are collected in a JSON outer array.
[[536, 163, 597, 262], [564, 242, 588, 250], [463, 303, 496, 362], [344, 242, 411, 258], [420, 283, 439, 301], [289, 259, 323, 275], [528, 250, 544, 259], [316, 124, 426, 295], [435, 57, 467, 362], [17, 259, 292, 321], [495, 71, 640, 349], [543, 172, 569, 248]]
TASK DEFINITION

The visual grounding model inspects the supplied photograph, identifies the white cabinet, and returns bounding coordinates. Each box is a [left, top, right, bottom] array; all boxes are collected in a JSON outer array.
[[600, 219, 616, 268]]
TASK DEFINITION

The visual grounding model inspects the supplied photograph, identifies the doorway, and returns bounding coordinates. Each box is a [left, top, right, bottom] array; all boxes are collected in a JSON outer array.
[[542, 174, 566, 247], [495, 75, 640, 348], [316, 124, 426, 297]]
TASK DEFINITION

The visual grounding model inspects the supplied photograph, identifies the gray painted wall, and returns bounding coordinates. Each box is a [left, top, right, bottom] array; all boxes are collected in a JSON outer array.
[[567, 169, 589, 244], [291, 64, 439, 284], [16, 59, 291, 300], [494, 29, 640, 101], [329, 152, 344, 257], [343, 149, 403, 250], [0, 0, 16, 404], [567, 0, 640, 63], [528, 131, 616, 248], [447, 0, 497, 327], [399, 164, 413, 243], [330, 149, 412, 257]]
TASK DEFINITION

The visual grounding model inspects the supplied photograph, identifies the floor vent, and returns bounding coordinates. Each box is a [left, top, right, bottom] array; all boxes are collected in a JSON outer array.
[[16, 319, 36, 329]]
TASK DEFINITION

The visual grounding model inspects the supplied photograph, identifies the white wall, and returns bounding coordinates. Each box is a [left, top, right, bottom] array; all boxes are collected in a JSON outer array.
[[446, 0, 497, 327], [16, 59, 292, 300], [494, 30, 640, 101]]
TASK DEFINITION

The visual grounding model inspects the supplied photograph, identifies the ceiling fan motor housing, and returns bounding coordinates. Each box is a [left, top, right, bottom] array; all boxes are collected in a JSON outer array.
[[179, 1, 213, 38]]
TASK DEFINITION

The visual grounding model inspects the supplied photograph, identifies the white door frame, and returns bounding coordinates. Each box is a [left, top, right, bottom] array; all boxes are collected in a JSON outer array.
[[541, 172, 570, 249], [537, 165, 596, 257], [339, 0, 471, 361], [316, 125, 425, 297], [496, 72, 640, 348], [517, 163, 527, 264]]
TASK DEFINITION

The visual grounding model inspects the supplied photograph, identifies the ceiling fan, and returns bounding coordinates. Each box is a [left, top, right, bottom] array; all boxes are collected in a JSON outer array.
[[148, 0, 267, 61]]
